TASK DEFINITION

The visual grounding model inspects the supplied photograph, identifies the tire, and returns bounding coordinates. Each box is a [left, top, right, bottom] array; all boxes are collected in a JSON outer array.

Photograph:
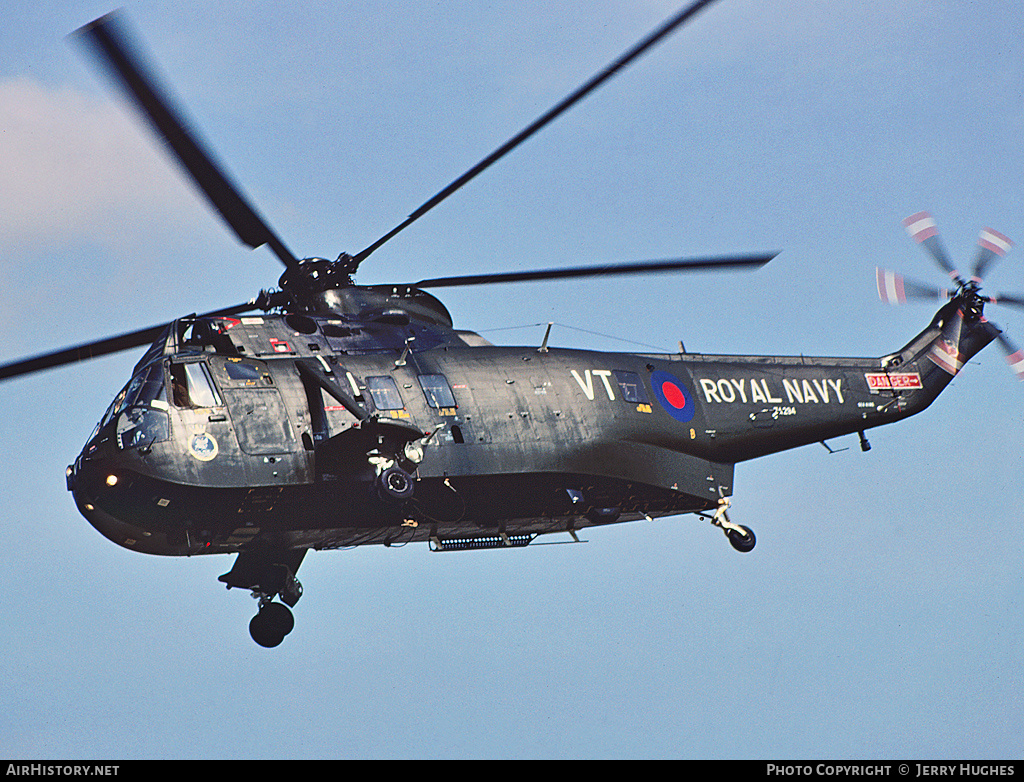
[[376, 465, 415, 502], [249, 602, 294, 647], [726, 525, 756, 553]]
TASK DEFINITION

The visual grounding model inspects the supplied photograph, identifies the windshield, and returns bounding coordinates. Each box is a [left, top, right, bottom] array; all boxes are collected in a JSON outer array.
[[90, 361, 170, 450]]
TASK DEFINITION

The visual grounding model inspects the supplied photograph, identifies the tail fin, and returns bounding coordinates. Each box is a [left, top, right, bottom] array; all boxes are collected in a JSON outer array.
[[926, 307, 965, 376]]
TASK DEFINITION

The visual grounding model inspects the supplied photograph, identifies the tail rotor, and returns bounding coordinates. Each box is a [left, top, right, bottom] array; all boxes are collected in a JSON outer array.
[[878, 212, 1024, 380]]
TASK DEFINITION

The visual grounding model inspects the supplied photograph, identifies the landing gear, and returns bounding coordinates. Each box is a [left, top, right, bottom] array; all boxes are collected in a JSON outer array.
[[249, 600, 295, 648], [711, 497, 756, 553], [219, 547, 306, 647]]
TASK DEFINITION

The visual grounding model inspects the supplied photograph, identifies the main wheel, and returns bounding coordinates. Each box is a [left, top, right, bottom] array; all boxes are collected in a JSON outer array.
[[249, 602, 295, 647], [377, 465, 415, 502], [726, 525, 756, 553]]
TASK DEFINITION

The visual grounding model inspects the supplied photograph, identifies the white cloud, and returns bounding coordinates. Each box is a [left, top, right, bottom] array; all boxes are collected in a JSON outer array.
[[0, 76, 202, 255]]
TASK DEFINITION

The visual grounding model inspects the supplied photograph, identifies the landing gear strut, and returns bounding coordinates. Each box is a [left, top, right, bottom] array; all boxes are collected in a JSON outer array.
[[711, 497, 756, 553]]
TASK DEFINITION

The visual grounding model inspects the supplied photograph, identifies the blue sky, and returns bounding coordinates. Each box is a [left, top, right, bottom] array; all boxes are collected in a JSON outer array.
[[0, 0, 1021, 759]]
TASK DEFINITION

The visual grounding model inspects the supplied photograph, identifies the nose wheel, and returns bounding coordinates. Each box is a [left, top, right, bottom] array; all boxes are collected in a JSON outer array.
[[711, 498, 756, 553], [220, 548, 305, 647], [249, 600, 295, 648]]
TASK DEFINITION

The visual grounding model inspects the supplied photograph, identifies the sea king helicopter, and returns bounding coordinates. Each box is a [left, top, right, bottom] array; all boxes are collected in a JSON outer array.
[[3, 1, 1023, 647]]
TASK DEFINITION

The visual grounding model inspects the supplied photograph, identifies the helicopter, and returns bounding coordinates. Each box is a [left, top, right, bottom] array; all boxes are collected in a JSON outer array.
[[2, 1, 1022, 648]]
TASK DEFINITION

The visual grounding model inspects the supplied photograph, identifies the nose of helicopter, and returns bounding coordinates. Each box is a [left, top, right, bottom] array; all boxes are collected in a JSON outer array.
[[66, 454, 170, 555]]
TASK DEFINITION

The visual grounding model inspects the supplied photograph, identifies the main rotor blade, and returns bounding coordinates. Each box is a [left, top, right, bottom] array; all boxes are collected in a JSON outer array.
[[350, 0, 723, 270], [411, 252, 774, 289], [0, 301, 258, 382], [73, 12, 299, 270]]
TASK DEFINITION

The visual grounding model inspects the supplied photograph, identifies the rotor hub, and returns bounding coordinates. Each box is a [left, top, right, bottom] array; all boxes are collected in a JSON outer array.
[[278, 256, 356, 303]]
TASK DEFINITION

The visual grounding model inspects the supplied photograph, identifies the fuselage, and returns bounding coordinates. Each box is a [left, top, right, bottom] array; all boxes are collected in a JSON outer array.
[[67, 288, 998, 557]]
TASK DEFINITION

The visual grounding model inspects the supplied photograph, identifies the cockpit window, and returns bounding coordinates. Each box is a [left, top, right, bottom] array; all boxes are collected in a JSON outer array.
[[170, 361, 222, 408], [365, 376, 404, 411], [101, 363, 166, 425], [115, 378, 141, 418], [92, 363, 171, 448], [179, 317, 238, 355], [135, 363, 167, 407], [133, 323, 173, 375], [119, 363, 166, 412], [101, 384, 130, 428], [116, 407, 170, 450]]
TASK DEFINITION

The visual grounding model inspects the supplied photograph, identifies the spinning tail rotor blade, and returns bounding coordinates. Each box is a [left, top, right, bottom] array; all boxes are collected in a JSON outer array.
[[72, 12, 299, 270], [986, 293, 1024, 311], [996, 332, 1024, 380], [886, 215, 1024, 382], [972, 227, 1013, 282], [876, 268, 951, 305], [903, 212, 965, 285]]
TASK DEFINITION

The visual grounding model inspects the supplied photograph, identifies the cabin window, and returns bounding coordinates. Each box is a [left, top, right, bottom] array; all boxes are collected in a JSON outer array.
[[418, 374, 457, 409], [212, 358, 275, 389], [225, 362, 263, 382], [222, 360, 273, 386], [365, 376, 404, 411], [613, 370, 649, 404], [170, 361, 223, 408], [322, 323, 360, 338]]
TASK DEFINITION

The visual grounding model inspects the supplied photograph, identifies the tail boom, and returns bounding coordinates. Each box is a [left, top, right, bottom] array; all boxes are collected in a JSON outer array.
[[665, 298, 999, 463]]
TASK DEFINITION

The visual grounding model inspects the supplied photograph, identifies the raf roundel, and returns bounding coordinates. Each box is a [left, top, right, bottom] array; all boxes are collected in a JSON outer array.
[[650, 370, 696, 423]]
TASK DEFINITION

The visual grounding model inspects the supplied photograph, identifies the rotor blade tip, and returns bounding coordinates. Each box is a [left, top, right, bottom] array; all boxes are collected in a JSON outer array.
[[979, 227, 1013, 256], [903, 212, 938, 242]]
